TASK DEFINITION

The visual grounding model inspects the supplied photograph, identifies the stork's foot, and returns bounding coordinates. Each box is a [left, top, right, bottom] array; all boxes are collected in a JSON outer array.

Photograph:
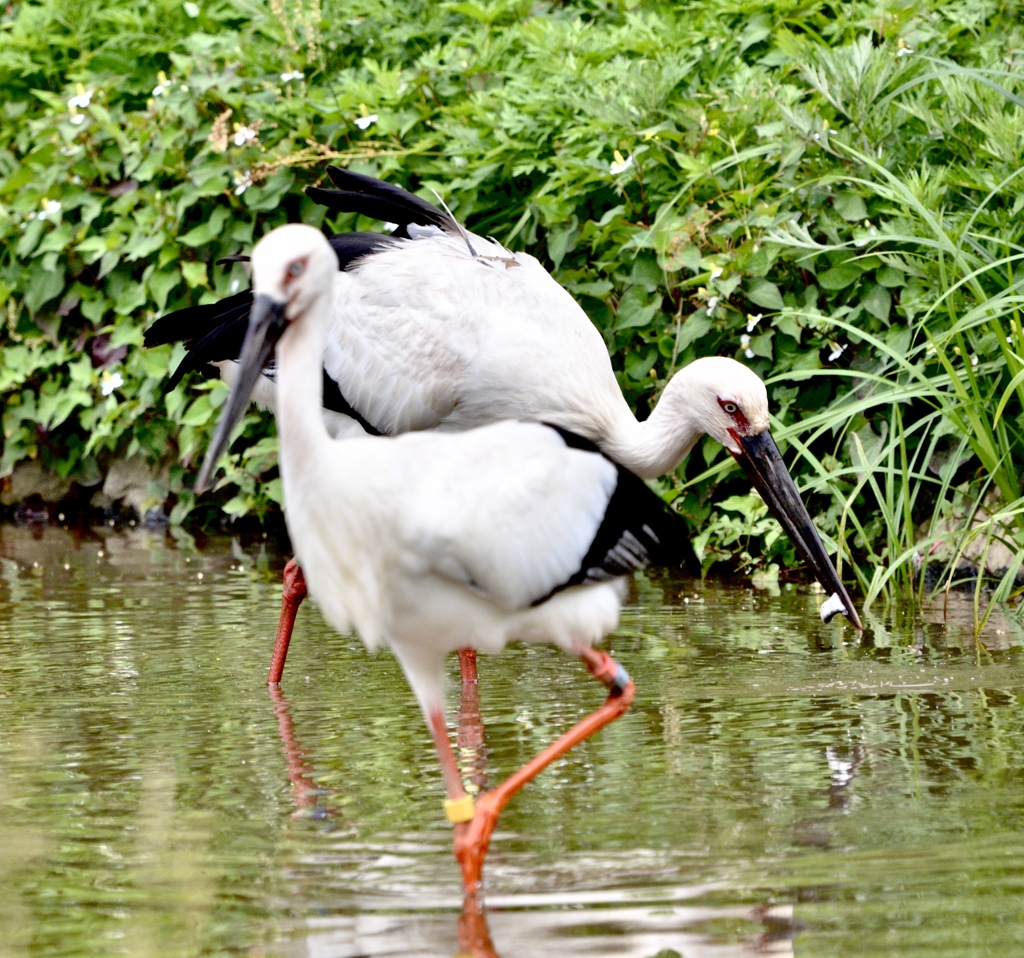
[[454, 791, 502, 895]]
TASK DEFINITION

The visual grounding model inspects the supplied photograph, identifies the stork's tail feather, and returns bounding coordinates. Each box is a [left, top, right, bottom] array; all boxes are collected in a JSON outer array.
[[307, 166, 457, 236]]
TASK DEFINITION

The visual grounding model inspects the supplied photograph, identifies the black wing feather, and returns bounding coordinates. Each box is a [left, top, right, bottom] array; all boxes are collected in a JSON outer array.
[[144, 230, 393, 435], [532, 426, 699, 605], [306, 166, 456, 235]]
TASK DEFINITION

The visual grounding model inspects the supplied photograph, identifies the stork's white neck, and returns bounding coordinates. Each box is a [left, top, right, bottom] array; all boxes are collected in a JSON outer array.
[[596, 377, 707, 479], [274, 298, 333, 481]]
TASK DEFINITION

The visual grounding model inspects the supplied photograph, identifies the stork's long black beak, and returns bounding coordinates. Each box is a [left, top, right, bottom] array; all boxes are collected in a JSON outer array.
[[733, 430, 863, 631], [195, 294, 288, 494]]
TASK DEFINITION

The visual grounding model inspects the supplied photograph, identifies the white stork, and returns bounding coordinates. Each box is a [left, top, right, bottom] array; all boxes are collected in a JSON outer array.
[[147, 170, 861, 684], [196, 222, 699, 898]]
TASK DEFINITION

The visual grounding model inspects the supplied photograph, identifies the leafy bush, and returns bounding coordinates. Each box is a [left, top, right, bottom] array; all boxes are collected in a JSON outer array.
[[2, 0, 1023, 614]]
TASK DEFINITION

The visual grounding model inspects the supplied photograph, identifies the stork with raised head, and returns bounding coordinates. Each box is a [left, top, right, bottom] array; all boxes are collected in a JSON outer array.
[[195, 222, 698, 898], [147, 169, 861, 685]]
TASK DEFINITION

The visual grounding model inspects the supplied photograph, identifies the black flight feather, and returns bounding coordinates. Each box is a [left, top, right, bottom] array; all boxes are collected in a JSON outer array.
[[144, 231, 396, 436], [531, 425, 700, 605], [306, 166, 456, 235]]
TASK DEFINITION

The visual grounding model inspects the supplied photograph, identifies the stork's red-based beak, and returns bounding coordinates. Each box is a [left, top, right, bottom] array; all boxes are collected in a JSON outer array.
[[195, 294, 287, 494], [731, 430, 863, 631]]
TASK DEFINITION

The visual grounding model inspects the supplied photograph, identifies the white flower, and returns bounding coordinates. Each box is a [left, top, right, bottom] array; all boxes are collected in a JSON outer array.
[[152, 82, 167, 96], [233, 125, 258, 146], [746, 312, 762, 333], [233, 170, 253, 195], [68, 89, 92, 109], [71, 175, 82, 185], [280, 70, 304, 82], [100, 371, 124, 397], [707, 295, 719, 314], [710, 266, 723, 280], [609, 150, 634, 175], [70, 113, 86, 126], [740, 333, 755, 359], [354, 113, 378, 130], [970, 354, 979, 367], [828, 341, 847, 362], [38, 199, 62, 221]]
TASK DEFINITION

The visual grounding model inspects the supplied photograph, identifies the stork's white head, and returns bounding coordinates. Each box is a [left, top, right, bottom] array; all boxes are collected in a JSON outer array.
[[659, 355, 862, 632], [250, 223, 337, 324], [196, 224, 336, 494], [666, 356, 770, 455]]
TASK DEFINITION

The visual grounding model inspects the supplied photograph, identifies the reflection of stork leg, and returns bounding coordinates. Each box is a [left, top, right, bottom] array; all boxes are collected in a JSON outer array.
[[456, 651, 488, 793], [431, 647, 634, 899], [268, 685, 333, 819], [458, 898, 498, 957], [268, 558, 307, 685]]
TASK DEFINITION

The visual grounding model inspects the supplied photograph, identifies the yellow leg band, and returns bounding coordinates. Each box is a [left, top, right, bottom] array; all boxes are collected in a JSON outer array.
[[444, 795, 475, 824]]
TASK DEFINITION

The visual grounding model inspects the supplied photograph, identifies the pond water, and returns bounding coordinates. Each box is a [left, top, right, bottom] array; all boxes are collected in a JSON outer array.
[[2, 523, 1024, 957]]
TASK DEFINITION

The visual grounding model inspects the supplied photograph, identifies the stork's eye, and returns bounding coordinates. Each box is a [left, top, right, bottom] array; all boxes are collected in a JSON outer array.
[[287, 260, 305, 279], [719, 400, 740, 415]]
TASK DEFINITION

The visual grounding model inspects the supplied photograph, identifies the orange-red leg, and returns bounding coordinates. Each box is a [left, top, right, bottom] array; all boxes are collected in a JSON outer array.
[[456, 653, 488, 793], [430, 647, 634, 901], [268, 558, 307, 685], [458, 647, 479, 685]]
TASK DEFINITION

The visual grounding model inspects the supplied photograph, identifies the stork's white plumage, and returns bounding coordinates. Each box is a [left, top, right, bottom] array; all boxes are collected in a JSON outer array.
[[196, 223, 683, 898], [149, 170, 861, 685]]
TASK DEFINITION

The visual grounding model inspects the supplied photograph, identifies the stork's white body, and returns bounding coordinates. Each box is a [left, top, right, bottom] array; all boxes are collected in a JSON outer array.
[[257, 228, 636, 718], [324, 232, 756, 476], [212, 228, 764, 475]]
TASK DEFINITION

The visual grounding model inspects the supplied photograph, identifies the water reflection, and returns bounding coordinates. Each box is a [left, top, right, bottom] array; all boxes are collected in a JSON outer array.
[[288, 896, 798, 957], [3, 524, 1024, 958], [270, 686, 338, 820]]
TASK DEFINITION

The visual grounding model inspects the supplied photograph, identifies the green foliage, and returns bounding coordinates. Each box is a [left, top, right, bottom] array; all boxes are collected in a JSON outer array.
[[1, 0, 1023, 616]]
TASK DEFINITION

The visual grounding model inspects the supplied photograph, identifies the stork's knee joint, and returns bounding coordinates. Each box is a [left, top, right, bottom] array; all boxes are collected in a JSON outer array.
[[587, 650, 631, 697]]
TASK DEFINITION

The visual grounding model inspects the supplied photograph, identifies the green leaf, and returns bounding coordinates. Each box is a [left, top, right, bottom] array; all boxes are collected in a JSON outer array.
[[861, 283, 891, 322], [746, 279, 784, 310], [149, 268, 181, 311], [833, 193, 868, 222], [181, 261, 209, 289], [876, 266, 904, 288], [23, 266, 65, 314], [614, 286, 660, 330], [179, 207, 230, 247], [739, 16, 772, 52], [676, 312, 712, 352], [817, 265, 862, 290]]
